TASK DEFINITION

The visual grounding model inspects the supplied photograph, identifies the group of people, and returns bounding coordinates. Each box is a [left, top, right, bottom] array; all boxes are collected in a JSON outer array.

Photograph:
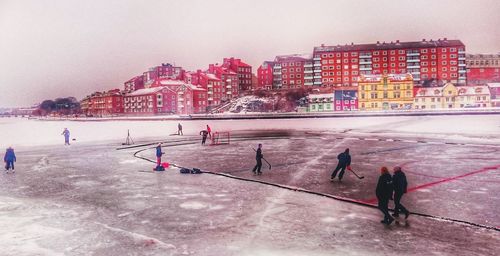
[[376, 166, 410, 225], [176, 123, 213, 146]]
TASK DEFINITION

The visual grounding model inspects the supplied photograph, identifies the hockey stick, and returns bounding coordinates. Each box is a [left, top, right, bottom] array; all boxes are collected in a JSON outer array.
[[349, 168, 365, 179], [250, 146, 272, 170]]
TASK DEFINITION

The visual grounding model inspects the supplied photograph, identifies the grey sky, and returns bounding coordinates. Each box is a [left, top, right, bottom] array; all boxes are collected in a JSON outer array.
[[0, 0, 499, 107]]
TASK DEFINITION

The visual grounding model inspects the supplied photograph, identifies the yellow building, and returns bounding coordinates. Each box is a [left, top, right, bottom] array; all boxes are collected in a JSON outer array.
[[358, 74, 414, 111], [414, 83, 491, 109]]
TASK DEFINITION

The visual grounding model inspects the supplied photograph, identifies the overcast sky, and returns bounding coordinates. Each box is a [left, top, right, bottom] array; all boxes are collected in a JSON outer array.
[[1, 0, 499, 107]]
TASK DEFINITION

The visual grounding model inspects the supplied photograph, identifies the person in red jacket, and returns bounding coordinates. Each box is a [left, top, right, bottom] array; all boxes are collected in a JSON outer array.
[[206, 125, 212, 139]]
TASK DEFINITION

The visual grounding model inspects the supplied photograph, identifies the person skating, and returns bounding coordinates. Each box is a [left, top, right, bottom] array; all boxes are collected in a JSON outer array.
[[376, 166, 394, 225], [330, 148, 351, 181], [155, 143, 163, 169], [177, 123, 183, 135], [199, 130, 209, 145], [61, 128, 70, 145], [392, 166, 410, 219], [4, 147, 16, 173], [252, 143, 264, 175]]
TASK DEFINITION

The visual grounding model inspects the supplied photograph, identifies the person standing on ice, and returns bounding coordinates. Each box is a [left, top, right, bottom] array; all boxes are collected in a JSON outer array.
[[61, 128, 70, 145], [199, 130, 209, 145], [206, 125, 212, 139], [177, 123, 183, 135], [4, 147, 16, 173], [252, 143, 264, 175], [330, 148, 351, 181], [155, 143, 163, 168], [392, 166, 410, 219], [376, 166, 394, 225]]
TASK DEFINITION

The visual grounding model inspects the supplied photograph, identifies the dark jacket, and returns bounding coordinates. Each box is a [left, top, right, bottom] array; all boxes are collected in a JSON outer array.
[[200, 130, 208, 137], [178, 124, 182, 130], [393, 170, 408, 194], [4, 148, 16, 162], [256, 148, 263, 160], [337, 152, 351, 166], [155, 146, 163, 157], [376, 173, 393, 200]]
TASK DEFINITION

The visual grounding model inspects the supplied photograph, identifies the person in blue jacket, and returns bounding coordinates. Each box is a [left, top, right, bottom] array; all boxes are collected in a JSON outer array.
[[155, 143, 164, 169], [4, 147, 16, 173], [61, 128, 70, 145]]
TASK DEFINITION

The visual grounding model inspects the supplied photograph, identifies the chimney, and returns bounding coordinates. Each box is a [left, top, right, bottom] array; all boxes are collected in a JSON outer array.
[[377, 41, 380, 45], [444, 37, 447, 41], [351, 42, 354, 45], [396, 40, 400, 43], [422, 39, 426, 42], [321, 43, 325, 47]]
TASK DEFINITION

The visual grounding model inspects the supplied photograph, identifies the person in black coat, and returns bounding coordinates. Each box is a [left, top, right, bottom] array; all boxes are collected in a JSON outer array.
[[330, 148, 351, 181], [199, 130, 208, 145], [376, 166, 394, 225], [392, 166, 410, 219], [177, 123, 183, 135], [252, 144, 263, 175]]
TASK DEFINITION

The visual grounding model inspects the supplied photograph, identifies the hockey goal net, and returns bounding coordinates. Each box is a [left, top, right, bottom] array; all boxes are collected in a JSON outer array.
[[210, 131, 230, 145]]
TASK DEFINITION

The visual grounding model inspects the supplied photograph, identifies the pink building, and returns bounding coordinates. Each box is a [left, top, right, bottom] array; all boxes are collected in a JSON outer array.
[[222, 57, 253, 91], [257, 61, 274, 90], [124, 76, 145, 92], [123, 87, 177, 115], [208, 65, 239, 102], [176, 84, 207, 114], [143, 63, 185, 84]]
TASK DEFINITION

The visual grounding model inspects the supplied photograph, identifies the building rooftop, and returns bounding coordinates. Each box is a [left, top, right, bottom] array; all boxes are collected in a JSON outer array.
[[125, 87, 174, 97], [314, 39, 465, 53], [274, 54, 312, 62], [359, 73, 414, 83]]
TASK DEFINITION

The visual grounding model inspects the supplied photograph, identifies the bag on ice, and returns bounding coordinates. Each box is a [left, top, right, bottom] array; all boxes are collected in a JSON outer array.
[[191, 168, 202, 174], [179, 168, 191, 174]]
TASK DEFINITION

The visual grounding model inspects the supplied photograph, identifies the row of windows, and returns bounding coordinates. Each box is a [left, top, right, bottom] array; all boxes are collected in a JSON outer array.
[[282, 68, 302, 72], [316, 47, 464, 59], [281, 62, 303, 67]]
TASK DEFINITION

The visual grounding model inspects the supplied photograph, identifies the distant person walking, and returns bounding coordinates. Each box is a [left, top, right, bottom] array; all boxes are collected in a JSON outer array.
[[4, 147, 16, 173], [199, 130, 209, 145], [206, 125, 212, 139], [376, 166, 394, 225], [177, 123, 183, 135], [392, 166, 410, 219], [252, 143, 264, 175], [330, 148, 351, 181], [61, 128, 70, 145]]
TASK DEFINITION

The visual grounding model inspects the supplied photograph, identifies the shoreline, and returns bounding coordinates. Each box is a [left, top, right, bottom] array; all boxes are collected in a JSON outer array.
[[27, 108, 500, 121]]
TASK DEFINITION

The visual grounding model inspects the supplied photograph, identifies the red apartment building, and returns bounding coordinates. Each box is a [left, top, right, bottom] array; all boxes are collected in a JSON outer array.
[[124, 75, 145, 92], [81, 89, 124, 116], [466, 54, 500, 84], [257, 61, 274, 90], [143, 63, 185, 85], [208, 64, 239, 102], [123, 87, 177, 115], [272, 54, 312, 90], [313, 38, 466, 87], [176, 84, 207, 114], [222, 57, 253, 91]]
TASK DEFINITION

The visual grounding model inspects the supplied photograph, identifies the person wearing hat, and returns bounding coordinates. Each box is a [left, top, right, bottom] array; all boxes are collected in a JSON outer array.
[[376, 166, 394, 225], [330, 148, 351, 181], [4, 147, 16, 173], [392, 166, 410, 219], [252, 143, 264, 175]]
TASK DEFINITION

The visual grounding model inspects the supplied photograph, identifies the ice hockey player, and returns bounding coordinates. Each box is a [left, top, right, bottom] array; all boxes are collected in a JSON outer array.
[[4, 147, 16, 173], [330, 148, 351, 181], [376, 166, 394, 225], [61, 128, 70, 145], [252, 143, 264, 175], [206, 125, 212, 138], [177, 123, 183, 135], [392, 166, 410, 219], [199, 130, 209, 145]]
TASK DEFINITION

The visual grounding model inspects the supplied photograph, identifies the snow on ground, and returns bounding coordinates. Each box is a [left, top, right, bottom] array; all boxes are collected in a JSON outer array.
[[227, 95, 272, 113], [1, 114, 499, 147]]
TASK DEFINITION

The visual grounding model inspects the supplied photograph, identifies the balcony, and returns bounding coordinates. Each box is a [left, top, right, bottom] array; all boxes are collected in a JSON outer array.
[[313, 57, 321, 61], [407, 59, 420, 62], [314, 63, 321, 67], [458, 63, 466, 66], [178, 91, 184, 94], [304, 75, 313, 79], [406, 52, 420, 56], [407, 65, 420, 69], [226, 91, 232, 94], [208, 97, 213, 101], [226, 85, 231, 88], [314, 75, 322, 79], [273, 71, 282, 75], [409, 71, 421, 74], [458, 70, 467, 73], [304, 69, 313, 74], [359, 60, 372, 65], [304, 63, 313, 68], [178, 98, 184, 101], [359, 67, 372, 71], [304, 82, 314, 86], [207, 84, 213, 88], [359, 54, 371, 58], [314, 81, 322, 85], [208, 91, 213, 94]]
